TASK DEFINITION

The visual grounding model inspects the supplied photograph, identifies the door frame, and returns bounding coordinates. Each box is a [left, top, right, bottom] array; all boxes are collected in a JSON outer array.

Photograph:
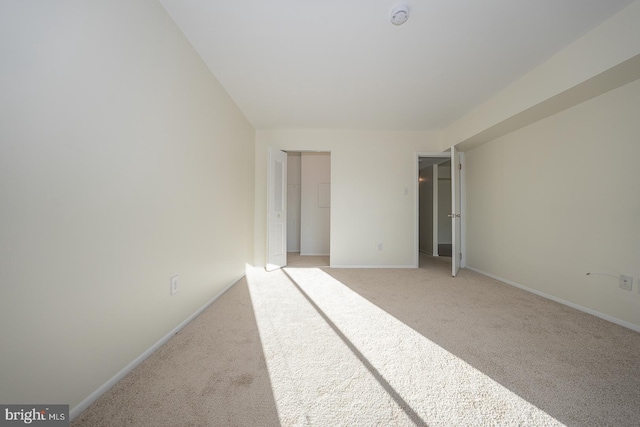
[[266, 149, 332, 268], [450, 146, 461, 276], [414, 151, 466, 269]]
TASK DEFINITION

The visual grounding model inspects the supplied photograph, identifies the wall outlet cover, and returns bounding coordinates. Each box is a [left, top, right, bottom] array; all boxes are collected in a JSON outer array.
[[170, 275, 179, 295], [619, 274, 632, 291]]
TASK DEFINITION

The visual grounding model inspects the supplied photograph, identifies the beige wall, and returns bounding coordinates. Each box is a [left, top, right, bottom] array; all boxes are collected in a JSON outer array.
[[418, 166, 434, 254], [300, 153, 331, 256], [255, 130, 442, 267], [2, 0, 638, 415], [0, 1, 254, 411], [444, 0, 640, 150], [437, 165, 452, 245], [286, 153, 302, 252], [465, 79, 640, 329]]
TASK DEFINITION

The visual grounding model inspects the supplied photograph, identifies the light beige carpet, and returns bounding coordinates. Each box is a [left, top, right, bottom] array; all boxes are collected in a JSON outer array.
[[71, 277, 280, 427], [72, 255, 640, 426], [286, 252, 330, 267]]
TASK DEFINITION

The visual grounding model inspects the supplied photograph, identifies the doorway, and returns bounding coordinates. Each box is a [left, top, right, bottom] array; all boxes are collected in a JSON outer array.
[[418, 156, 451, 259], [268, 150, 331, 269], [416, 150, 465, 276]]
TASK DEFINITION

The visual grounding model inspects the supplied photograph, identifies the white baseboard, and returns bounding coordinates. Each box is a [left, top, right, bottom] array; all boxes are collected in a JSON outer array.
[[466, 266, 640, 334], [330, 265, 416, 269], [70, 275, 244, 420]]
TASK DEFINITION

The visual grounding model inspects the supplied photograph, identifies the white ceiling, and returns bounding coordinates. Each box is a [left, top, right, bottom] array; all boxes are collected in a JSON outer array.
[[159, 0, 633, 131]]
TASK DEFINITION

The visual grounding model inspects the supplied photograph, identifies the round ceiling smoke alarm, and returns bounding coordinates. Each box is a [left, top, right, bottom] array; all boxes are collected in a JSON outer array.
[[390, 4, 409, 25]]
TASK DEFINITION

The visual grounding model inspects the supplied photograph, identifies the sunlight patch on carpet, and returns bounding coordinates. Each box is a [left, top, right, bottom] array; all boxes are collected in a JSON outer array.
[[246, 266, 563, 426]]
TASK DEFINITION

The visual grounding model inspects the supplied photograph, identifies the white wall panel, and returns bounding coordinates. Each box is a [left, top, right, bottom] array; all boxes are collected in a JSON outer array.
[[0, 0, 254, 411]]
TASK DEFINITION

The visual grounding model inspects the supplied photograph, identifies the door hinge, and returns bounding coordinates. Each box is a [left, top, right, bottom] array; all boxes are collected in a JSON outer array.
[[459, 163, 462, 170], [460, 253, 462, 260]]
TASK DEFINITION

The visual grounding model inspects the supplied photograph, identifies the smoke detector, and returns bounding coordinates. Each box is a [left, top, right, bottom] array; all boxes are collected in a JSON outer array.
[[390, 4, 409, 25]]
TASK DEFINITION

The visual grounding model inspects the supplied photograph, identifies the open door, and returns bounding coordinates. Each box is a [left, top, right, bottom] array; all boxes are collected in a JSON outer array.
[[267, 148, 287, 271], [450, 146, 462, 277]]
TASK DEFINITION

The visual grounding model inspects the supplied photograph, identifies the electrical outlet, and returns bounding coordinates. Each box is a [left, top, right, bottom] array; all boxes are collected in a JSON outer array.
[[170, 275, 179, 295], [377, 242, 383, 251], [619, 275, 632, 291]]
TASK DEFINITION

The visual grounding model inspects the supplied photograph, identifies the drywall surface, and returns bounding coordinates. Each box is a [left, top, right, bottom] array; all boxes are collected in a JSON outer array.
[[255, 130, 441, 267], [437, 165, 452, 245], [0, 1, 254, 411], [300, 153, 331, 255], [286, 153, 302, 252], [418, 166, 434, 254], [465, 79, 640, 329], [444, 0, 640, 149]]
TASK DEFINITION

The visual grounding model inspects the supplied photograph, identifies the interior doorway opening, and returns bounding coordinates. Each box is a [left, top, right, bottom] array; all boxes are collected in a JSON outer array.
[[418, 156, 452, 262], [286, 151, 331, 267], [416, 149, 464, 276]]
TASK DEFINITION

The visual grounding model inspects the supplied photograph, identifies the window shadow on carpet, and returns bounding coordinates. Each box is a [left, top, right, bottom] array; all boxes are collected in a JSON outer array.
[[320, 254, 640, 426]]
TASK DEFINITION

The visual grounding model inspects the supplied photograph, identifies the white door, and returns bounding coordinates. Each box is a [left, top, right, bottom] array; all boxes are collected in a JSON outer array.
[[267, 148, 287, 271], [450, 146, 462, 277]]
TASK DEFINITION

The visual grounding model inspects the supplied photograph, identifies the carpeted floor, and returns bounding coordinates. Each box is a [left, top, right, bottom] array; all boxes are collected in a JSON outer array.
[[286, 252, 329, 267], [72, 255, 640, 426]]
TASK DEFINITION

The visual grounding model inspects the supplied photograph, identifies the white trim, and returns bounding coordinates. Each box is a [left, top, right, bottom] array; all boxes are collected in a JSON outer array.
[[330, 265, 416, 269], [70, 275, 244, 421], [415, 152, 450, 267], [433, 164, 439, 257], [299, 253, 330, 256], [466, 266, 640, 334], [458, 152, 466, 268], [269, 149, 333, 268]]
